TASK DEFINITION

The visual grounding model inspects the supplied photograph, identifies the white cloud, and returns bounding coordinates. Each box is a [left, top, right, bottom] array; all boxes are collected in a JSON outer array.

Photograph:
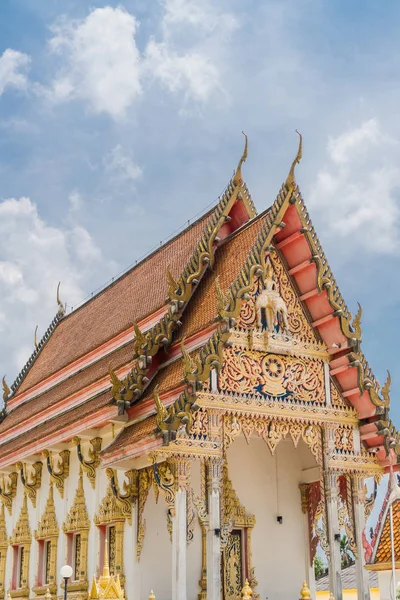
[[0, 196, 115, 378], [105, 145, 142, 182], [0, 49, 31, 96], [48, 7, 142, 118], [44, 3, 236, 118], [309, 119, 400, 254]]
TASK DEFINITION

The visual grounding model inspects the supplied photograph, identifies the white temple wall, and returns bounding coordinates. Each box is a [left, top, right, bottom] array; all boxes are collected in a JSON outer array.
[[139, 488, 172, 600], [377, 570, 400, 600], [227, 436, 317, 600]]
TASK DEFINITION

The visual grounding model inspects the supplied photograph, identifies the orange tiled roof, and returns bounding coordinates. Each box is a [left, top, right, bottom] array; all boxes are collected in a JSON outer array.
[[102, 415, 157, 457], [15, 211, 213, 396], [374, 498, 400, 564], [0, 343, 133, 434], [0, 390, 114, 459], [178, 213, 266, 341]]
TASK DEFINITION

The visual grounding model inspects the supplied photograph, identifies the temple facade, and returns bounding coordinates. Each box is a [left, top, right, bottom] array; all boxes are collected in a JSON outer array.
[[0, 134, 398, 600]]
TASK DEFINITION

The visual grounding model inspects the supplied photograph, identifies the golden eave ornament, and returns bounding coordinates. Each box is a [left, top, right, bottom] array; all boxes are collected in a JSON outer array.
[[285, 130, 302, 192], [233, 131, 248, 185], [2, 376, 10, 402], [57, 282, 65, 317]]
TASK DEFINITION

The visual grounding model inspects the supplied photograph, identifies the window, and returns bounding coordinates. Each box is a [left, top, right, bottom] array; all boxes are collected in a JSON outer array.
[[72, 533, 81, 582], [12, 545, 26, 590]]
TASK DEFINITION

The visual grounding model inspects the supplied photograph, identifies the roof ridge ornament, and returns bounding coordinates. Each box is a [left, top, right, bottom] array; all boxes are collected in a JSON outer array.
[[34, 325, 39, 350], [285, 130, 302, 192], [233, 131, 248, 185], [57, 282, 66, 317], [154, 384, 168, 430], [2, 376, 10, 402]]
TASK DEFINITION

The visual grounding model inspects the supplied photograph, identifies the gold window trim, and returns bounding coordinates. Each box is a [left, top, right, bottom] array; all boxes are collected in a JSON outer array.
[[9, 495, 31, 598], [0, 504, 8, 599], [94, 483, 125, 585], [62, 471, 90, 592], [33, 485, 59, 596]]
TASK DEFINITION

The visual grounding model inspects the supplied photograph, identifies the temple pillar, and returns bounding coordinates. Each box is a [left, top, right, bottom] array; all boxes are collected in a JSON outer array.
[[325, 472, 343, 600], [323, 424, 342, 600], [299, 484, 316, 598], [352, 475, 370, 600], [172, 458, 190, 600], [207, 459, 222, 600]]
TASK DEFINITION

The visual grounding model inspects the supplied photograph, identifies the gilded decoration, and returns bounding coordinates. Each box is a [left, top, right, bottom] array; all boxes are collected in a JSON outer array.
[[299, 482, 323, 565], [33, 486, 58, 596], [0, 473, 17, 515], [222, 465, 258, 597], [89, 539, 124, 600], [42, 450, 69, 498], [237, 253, 316, 345], [189, 411, 209, 437], [223, 414, 322, 464], [136, 468, 152, 561], [105, 469, 138, 526], [16, 462, 42, 508], [0, 505, 7, 600], [330, 382, 348, 409], [338, 475, 357, 559], [219, 347, 325, 404], [62, 471, 90, 591], [72, 437, 102, 489], [94, 483, 126, 583], [152, 462, 175, 541], [335, 427, 354, 453], [9, 495, 31, 598]]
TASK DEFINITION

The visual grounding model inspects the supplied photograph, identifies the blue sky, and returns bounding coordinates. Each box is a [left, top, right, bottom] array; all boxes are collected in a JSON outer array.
[[0, 0, 400, 435]]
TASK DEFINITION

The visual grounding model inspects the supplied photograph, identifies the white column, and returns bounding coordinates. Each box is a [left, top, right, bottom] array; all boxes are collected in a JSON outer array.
[[207, 460, 222, 600], [352, 476, 370, 600], [172, 459, 189, 600], [325, 471, 343, 600]]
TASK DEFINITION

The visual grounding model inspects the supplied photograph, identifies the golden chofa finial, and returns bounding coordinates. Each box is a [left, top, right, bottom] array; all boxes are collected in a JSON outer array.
[[56, 282, 65, 317], [285, 130, 303, 192], [34, 325, 39, 350], [2, 376, 10, 401], [233, 131, 248, 185]]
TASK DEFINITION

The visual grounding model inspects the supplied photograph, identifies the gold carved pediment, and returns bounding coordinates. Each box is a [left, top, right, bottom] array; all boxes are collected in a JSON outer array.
[[94, 483, 125, 526], [238, 251, 318, 345], [0, 504, 7, 547], [219, 348, 325, 404], [34, 484, 58, 539], [9, 495, 31, 545], [62, 470, 90, 533]]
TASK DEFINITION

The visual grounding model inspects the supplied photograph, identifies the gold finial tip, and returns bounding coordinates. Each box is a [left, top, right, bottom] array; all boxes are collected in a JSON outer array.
[[285, 130, 303, 191], [234, 131, 248, 184], [300, 581, 311, 599]]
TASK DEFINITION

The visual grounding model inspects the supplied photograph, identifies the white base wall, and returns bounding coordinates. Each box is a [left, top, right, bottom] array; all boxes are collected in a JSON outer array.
[[227, 436, 317, 600]]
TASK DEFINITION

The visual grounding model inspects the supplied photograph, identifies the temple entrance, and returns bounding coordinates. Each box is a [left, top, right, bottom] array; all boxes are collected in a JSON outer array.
[[225, 432, 319, 600]]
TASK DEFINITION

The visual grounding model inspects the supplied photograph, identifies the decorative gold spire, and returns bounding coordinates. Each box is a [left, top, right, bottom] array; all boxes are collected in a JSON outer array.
[[233, 131, 248, 185], [285, 130, 302, 191], [2, 376, 10, 401], [299, 581, 311, 599], [352, 302, 362, 338], [34, 325, 39, 350], [57, 282, 65, 317]]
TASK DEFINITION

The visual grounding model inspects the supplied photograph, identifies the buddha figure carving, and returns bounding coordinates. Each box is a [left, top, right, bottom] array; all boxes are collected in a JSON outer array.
[[255, 262, 289, 332]]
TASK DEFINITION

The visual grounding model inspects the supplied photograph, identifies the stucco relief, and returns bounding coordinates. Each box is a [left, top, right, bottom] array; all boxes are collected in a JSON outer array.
[[238, 252, 317, 344], [219, 347, 324, 404]]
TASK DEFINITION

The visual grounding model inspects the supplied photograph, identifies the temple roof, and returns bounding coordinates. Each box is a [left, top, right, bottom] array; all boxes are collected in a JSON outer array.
[[368, 477, 400, 569], [12, 209, 214, 397], [316, 564, 378, 591]]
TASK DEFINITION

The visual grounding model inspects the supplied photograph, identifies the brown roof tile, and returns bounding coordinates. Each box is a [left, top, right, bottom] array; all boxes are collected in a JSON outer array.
[[178, 215, 265, 341], [0, 343, 134, 434], [102, 415, 157, 457], [16, 211, 212, 395], [0, 390, 114, 459]]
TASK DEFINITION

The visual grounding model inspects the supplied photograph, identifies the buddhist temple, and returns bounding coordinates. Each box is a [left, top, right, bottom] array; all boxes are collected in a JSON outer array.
[[0, 133, 399, 600]]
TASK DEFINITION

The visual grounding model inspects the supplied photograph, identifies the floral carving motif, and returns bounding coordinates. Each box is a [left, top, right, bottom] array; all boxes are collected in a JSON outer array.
[[219, 348, 324, 403]]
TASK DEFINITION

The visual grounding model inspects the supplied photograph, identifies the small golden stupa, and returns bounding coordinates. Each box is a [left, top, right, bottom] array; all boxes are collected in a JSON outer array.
[[89, 539, 124, 600]]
